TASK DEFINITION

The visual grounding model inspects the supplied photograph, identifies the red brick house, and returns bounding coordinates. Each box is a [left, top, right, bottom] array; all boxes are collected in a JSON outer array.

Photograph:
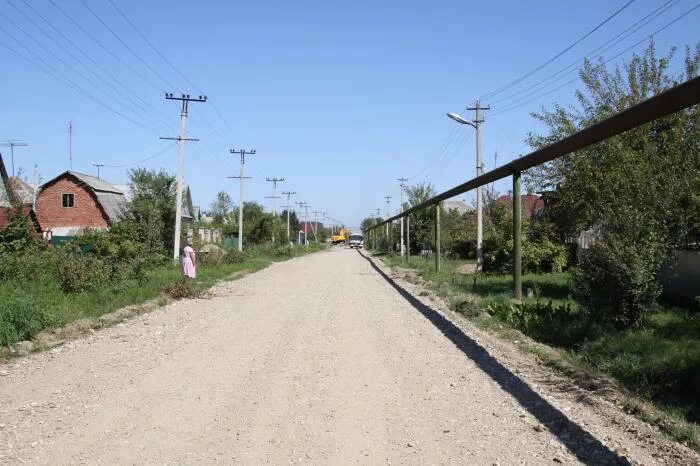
[[495, 194, 545, 220], [34, 171, 126, 241]]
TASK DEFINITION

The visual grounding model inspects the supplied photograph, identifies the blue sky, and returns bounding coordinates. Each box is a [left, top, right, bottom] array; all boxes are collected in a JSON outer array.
[[1, 0, 698, 229]]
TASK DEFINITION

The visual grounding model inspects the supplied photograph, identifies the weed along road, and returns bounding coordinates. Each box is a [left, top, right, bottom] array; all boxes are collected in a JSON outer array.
[[0, 248, 689, 465]]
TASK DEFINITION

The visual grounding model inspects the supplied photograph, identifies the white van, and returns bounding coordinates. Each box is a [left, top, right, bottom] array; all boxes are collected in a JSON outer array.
[[348, 234, 364, 249]]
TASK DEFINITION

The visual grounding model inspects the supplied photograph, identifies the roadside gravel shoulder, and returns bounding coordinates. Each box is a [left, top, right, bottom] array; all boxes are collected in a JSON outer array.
[[363, 250, 699, 465]]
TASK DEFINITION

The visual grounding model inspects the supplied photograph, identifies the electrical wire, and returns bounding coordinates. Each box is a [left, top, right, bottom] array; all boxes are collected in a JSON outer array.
[[104, 0, 248, 146], [0, 26, 160, 133], [102, 142, 177, 168], [5, 0, 173, 133], [490, 0, 679, 107], [46, 0, 164, 93], [77, 0, 176, 91], [482, 0, 636, 100], [491, 3, 700, 116]]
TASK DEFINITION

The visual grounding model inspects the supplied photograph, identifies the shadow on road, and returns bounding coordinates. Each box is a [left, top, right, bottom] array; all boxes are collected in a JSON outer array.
[[359, 251, 630, 465]]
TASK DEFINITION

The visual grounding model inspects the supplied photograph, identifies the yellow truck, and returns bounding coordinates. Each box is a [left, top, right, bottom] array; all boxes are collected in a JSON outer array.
[[330, 228, 349, 245]]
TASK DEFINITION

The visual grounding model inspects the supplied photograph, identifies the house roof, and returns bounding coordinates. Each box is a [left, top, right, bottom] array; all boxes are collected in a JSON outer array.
[[443, 200, 473, 214], [69, 172, 125, 194], [496, 194, 544, 219], [40, 171, 127, 224], [8, 177, 36, 205], [0, 154, 16, 208]]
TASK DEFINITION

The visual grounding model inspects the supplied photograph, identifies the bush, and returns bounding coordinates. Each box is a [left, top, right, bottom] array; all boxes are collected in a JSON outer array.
[[271, 244, 295, 257], [56, 248, 111, 293], [483, 235, 567, 274], [488, 300, 593, 348], [0, 250, 58, 283], [573, 233, 667, 329], [0, 295, 54, 346]]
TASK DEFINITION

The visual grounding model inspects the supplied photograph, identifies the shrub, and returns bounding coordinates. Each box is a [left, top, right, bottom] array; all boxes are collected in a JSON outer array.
[[271, 244, 295, 258], [0, 250, 58, 283], [56, 248, 111, 293], [573, 233, 667, 329], [223, 248, 245, 264], [0, 295, 53, 346], [488, 300, 593, 348]]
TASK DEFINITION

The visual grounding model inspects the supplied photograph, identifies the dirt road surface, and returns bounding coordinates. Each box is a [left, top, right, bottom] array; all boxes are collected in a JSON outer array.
[[1, 248, 695, 464]]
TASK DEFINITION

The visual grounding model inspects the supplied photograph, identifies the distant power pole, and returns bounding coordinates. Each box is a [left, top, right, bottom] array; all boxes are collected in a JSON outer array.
[[265, 177, 284, 243], [282, 191, 296, 242], [312, 210, 322, 242], [92, 162, 105, 179], [384, 196, 392, 246], [295, 201, 307, 245], [304, 204, 314, 242], [161, 92, 206, 261], [1, 140, 28, 178], [398, 177, 408, 257], [230, 148, 256, 252], [466, 99, 490, 272]]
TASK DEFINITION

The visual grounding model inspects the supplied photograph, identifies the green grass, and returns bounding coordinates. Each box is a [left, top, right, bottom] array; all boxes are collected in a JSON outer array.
[[377, 252, 700, 451], [1, 243, 325, 347]]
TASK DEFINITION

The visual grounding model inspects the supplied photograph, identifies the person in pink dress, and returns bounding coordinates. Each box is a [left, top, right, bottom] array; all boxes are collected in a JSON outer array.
[[182, 241, 196, 279]]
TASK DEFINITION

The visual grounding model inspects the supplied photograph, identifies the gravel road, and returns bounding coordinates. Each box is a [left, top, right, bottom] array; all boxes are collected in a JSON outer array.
[[0, 248, 695, 464]]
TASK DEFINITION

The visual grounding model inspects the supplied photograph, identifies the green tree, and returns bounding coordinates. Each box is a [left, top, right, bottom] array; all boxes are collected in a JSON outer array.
[[120, 168, 177, 255], [210, 191, 233, 224], [404, 182, 437, 253], [526, 41, 700, 327], [280, 209, 300, 241]]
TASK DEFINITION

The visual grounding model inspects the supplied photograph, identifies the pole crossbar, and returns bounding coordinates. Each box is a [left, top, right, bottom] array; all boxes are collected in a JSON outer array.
[[367, 76, 700, 231]]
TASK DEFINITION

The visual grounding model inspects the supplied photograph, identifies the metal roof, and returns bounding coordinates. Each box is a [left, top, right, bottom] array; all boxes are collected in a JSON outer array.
[[95, 192, 127, 223], [69, 171, 124, 194]]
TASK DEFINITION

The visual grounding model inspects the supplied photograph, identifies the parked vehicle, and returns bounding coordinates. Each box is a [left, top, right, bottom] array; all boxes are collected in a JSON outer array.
[[330, 227, 349, 245]]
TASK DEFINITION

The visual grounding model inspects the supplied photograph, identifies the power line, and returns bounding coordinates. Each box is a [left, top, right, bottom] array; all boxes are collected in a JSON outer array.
[[9, 0, 173, 131], [103, 0, 247, 147], [491, 3, 700, 116], [102, 142, 177, 168], [490, 0, 680, 107], [77, 0, 176, 91], [0, 25, 159, 133], [482, 0, 637, 100], [46, 0, 164, 93]]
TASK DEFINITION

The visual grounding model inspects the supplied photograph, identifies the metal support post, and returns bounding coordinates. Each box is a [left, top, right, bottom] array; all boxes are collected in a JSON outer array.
[[435, 203, 441, 272], [406, 214, 410, 264], [513, 171, 522, 301]]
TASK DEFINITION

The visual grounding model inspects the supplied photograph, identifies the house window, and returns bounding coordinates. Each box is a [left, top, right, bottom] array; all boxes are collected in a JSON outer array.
[[62, 193, 75, 208]]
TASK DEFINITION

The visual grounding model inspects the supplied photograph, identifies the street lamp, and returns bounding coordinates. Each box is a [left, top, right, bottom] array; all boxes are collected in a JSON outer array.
[[447, 107, 485, 272]]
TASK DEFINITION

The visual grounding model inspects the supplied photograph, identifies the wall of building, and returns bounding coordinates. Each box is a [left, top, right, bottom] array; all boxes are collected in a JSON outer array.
[[35, 177, 108, 232], [659, 250, 700, 305]]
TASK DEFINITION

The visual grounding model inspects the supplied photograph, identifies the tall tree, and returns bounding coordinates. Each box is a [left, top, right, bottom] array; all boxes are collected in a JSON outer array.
[[210, 191, 233, 224], [120, 168, 177, 255], [526, 41, 700, 327], [404, 182, 437, 253]]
